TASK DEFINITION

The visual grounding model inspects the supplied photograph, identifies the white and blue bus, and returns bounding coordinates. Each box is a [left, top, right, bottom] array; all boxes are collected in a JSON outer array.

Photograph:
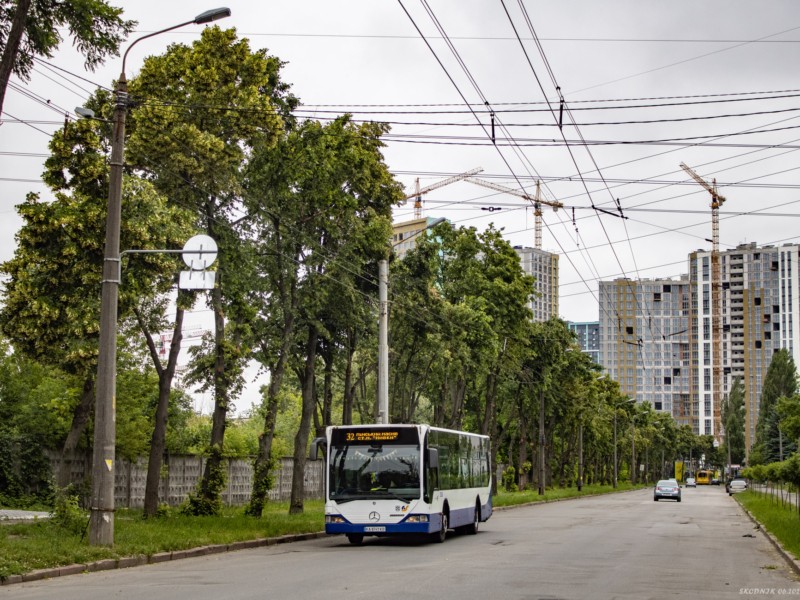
[[317, 423, 492, 545]]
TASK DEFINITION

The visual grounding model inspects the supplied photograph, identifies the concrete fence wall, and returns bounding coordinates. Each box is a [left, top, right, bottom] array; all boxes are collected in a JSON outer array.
[[50, 452, 324, 508]]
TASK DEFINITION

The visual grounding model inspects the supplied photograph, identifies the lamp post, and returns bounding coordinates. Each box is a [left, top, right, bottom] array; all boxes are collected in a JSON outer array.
[[88, 7, 231, 547]]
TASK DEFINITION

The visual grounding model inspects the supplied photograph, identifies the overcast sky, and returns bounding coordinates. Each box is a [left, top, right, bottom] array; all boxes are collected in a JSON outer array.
[[3, 1, 800, 412]]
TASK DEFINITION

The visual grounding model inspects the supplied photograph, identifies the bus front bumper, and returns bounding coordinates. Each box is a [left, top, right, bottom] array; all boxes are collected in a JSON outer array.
[[325, 515, 441, 536]]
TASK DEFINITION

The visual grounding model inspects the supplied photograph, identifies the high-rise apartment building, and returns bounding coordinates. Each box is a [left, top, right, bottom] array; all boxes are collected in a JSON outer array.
[[689, 243, 800, 454], [392, 217, 448, 259], [598, 242, 800, 457], [598, 277, 692, 426], [567, 321, 600, 364], [514, 246, 559, 322]]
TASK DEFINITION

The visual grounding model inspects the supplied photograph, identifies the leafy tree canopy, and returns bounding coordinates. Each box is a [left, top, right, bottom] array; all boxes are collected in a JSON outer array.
[[0, 0, 134, 80]]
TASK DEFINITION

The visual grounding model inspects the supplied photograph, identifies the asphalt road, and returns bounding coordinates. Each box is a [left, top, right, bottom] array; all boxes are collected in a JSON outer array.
[[2, 486, 798, 600]]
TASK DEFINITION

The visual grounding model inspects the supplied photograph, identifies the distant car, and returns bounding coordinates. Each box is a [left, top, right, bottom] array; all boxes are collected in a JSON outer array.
[[654, 479, 681, 502], [711, 478, 722, 485], [728, 478, 748, 495], [686, 477, 696, 488]]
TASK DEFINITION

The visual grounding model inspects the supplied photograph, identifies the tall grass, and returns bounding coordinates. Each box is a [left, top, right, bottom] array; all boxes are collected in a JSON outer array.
[[736, 491, 800, 560]]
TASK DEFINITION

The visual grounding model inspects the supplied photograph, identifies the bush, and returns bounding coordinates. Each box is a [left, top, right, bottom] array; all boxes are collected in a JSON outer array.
[[502, 466, 518, 492], [51, 488, 88, 536], [0, 431, 54, 507]]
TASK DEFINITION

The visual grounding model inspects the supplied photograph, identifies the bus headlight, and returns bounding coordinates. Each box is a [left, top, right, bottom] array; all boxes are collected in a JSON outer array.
[[326, 515, 347, 524], [404, 515, 429, 523]]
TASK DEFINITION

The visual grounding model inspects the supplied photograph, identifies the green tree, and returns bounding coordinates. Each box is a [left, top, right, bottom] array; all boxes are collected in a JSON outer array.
[[0, 0, 134, 115], [240, 116, 401, 516], [752, 349, 798, 464], [269, 117, 399, 516], [775, 394, 800, 449], [0, 162, 190, 488], [64, 83, 199, 515], [721, 377, 746, 466], [124, 26, 293, 515], [0, 338, 75, 504], [388, 223, 535, 491]]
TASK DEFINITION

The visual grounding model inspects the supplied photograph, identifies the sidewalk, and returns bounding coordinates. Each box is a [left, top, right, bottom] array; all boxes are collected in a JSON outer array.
[[0, 509, 51, 524]]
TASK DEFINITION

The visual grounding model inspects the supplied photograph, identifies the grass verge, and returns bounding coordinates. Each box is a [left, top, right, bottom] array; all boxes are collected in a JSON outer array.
[[735, 490, 800, 561], [493, 481, 648, 508], [0, 501, 324, 580]]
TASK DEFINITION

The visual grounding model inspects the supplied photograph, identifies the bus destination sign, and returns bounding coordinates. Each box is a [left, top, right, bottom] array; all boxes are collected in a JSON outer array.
[[346, 430, 399, 442], [331, 427, 417, 445]]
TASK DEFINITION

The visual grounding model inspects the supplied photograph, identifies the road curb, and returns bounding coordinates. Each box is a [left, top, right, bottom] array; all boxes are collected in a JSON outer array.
[[0, 531, 329, 586], [735, 498, 800, 578]]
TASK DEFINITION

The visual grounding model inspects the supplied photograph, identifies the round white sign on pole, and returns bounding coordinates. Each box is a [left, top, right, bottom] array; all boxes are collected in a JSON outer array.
[[182, 235, 218, 270]]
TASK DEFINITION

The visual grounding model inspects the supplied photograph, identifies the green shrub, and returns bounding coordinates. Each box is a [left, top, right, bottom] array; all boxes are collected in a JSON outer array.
[[51, 488, 88, 536], [502, 465, 518, 492], [0, 431, 54, 507], [181, 448, 226, 516]]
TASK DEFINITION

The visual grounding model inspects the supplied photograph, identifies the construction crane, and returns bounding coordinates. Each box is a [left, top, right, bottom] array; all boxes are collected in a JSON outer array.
[[404, 167, 483, 219], [680, 162, 726, 443], [464, 177, 563, 249]]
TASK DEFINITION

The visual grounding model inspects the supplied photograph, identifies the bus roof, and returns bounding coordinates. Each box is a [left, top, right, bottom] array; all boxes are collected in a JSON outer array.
[[327, 423, 489, 440]]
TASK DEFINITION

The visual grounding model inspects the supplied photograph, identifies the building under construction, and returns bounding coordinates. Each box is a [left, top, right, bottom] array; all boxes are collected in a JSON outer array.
[[514, 245, 559, 322], [598, 277, 691, 424], [599, 242, 800, 459], [690, 242, 800, 458]]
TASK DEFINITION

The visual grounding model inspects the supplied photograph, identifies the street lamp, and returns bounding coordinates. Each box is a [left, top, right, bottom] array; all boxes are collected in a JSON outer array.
[[630, 413, 645, 485], [88, 7, 231, 547]]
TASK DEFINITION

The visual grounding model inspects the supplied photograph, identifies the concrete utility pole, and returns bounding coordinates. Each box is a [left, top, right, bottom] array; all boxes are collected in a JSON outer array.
[[613, 409, 618, 489], [377, 259, 389, 424], [88, 7, 231, 547], [577, 421, 584, 492], [538, 388, 545, 495]]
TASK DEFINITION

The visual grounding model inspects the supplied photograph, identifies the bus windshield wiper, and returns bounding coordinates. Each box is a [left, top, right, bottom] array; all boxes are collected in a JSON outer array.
[[331, 489, 373, 503], [372, 490, 413, 503]]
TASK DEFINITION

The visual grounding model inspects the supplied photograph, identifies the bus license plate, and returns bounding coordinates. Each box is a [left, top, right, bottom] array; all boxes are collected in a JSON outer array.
[[365, 526, 385, 532]]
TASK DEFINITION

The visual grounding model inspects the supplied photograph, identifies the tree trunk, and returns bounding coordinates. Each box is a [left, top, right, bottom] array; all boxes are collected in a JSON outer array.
[[58, 375, 95, 487], [319, 341, 334, 436], [142, 306, 184, 517], [198, 285, 229, 511], [0, 0, 32, 116], [246, 326, 293, 517], [341, 329, 357, 425], [246, 390, 280, 517], [248, 229, 300, 517], [289, 325, 318, 514]]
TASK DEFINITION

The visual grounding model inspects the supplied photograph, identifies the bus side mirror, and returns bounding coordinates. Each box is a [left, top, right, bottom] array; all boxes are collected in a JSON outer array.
[[309, 437, 327, 461], [427, 447, 439, 469]]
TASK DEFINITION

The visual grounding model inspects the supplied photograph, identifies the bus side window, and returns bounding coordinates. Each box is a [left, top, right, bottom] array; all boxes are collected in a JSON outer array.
[[425, 447, 439, 502]]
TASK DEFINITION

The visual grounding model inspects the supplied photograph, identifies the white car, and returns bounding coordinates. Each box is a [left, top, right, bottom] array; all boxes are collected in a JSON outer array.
[[685, 477, 696, 488], [728, 478, 748, 495]]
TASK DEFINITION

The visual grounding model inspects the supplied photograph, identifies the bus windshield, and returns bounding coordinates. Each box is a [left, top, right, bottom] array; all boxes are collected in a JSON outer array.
[[329, 442, 421, 503]]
